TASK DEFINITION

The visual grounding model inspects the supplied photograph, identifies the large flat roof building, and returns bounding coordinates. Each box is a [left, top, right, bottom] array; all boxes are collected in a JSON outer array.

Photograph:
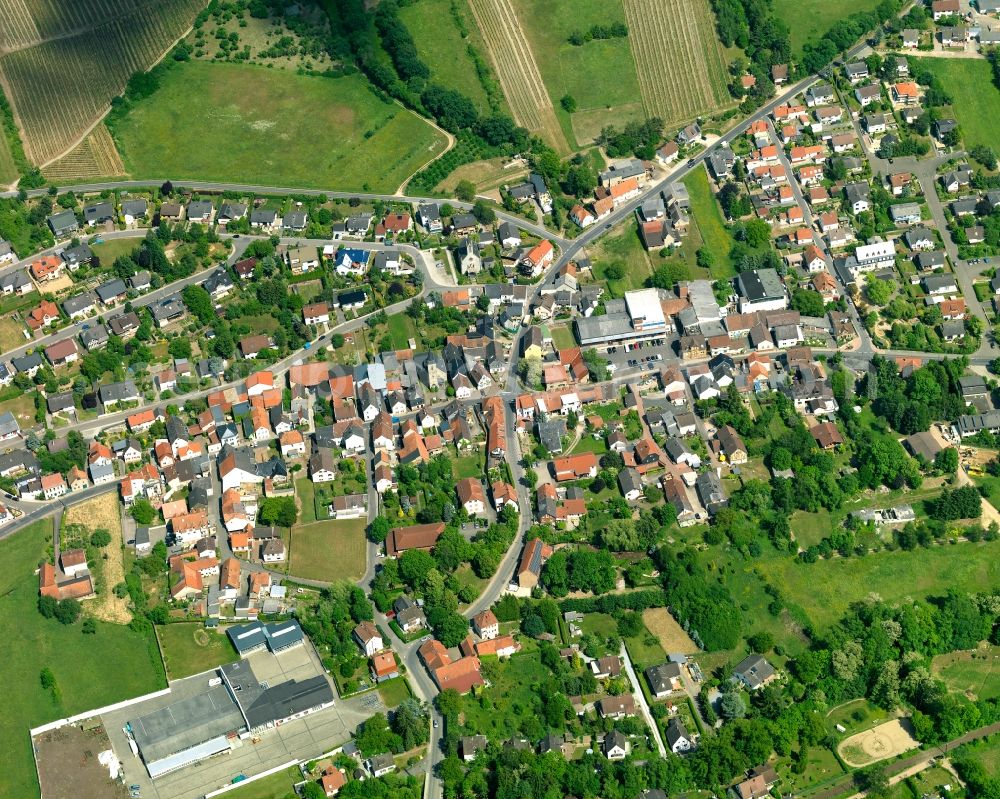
[[220, 660, 334, 734], [575, 289, 672, 347], [129, 645, 336, 780], [227, 619, 304, 657], [736, 269, 787, 313], [128, 685, 245, 779]]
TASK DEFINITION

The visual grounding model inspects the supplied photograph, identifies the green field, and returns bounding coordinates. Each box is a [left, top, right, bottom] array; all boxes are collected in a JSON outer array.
[[684, 165, 736, 277], [773, 0, 881, 53], [826, 698, 891, 737], [459, 652, 554, 737], [385, 311, 418, 350], [719, 552, 811, 659], [624, 626, 668, 671], [0, 520, 166, 798], [549, 324, 576, 349], [790, 508, 835, 549], [931, 645, 1000, 701], [452, 450, 484, 480], [914, 58, 1000, 153], [289, 518, 367, 583], [399, 0, 497, 112], [0, 131, 17, 186], [378, 676, 413, 708], [110, 62, 448, 191], [512, 0, 644, 147], [91, 237, 142, 265], [296, 478, 318, 525], [157, 623, 239, 680], [593, 219, 656, 297], [759, 540, 1000, 631], [225, 765, 301, 799], [958, 735, 1000, 778]]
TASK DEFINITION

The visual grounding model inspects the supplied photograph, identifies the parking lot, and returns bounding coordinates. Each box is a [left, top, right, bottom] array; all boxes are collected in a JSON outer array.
[[100, 644, 382, 799]]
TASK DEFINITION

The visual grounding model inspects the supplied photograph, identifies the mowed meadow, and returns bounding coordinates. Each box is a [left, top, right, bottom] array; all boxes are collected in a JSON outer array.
[[108, 62, 449, 191], [0, 520, 165, 798]]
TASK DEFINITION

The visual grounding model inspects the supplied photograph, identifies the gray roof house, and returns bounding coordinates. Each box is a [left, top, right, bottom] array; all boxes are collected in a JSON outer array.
[[83, 201, 114, 225], [122, 199, 148, 219], [186, 200, 214, 222], [733, 654, 777, 689], [62, 292, 98, 319], [96, 278, 128, 305], [80, 324, 110, 350], [98, 380, 140, 408], [47, 210, 79, 238], [150, 295, 185, 327]]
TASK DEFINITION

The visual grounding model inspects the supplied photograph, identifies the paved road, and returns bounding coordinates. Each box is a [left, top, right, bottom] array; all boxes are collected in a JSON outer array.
[[0, 481, 116, 541], [0, 181, 562, 244]]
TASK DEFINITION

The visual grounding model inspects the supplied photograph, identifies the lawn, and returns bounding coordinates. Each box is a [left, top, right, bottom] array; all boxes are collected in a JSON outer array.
[[958, 735, 1000, 778], [289, 518, 367, 583], [296, 477, 317, 525], [684, 165, 736, 278], [0, 392, 36, 430], [0, 316, 26, 352], [888, 766, 957, 799], [580, 612, 619, 639], [225, 766, 302, 799], [453, 451, 485, 480], [378, 676, 413, 709], [90, 237, 141, 265], [549, 324, 576, 349], [0, 520, 166, 799], [826, 698, 891, 737], [0, 132, 17, 186], [914, 58, 1000, 153], [568, 434, 607, 456], [0, 289, 38, 315], [157, 622, 239, 680], [398, 0, 497, 113], [931, 645, 1000, 701], [624, 627, 668, 671], [758, 539, 1000, 632], [774, 742, 847, 796], [790, 508, 835, 549], [512, 0, 644, 147], [385, 311, 418, 350], [592, 219, 654, 297], [773, 0, 880, 54], [110, 62, 448, 192], [454, 563, 488, 606]]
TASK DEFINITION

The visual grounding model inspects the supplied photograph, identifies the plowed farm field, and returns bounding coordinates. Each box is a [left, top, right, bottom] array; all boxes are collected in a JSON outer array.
[[0, 0, 206, 165], [622, 0, 733, 128], [467, 0, 568, 152]]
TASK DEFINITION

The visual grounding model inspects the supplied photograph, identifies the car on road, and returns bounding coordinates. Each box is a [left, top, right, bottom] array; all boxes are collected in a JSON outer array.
[[433, 719, 439, 728]]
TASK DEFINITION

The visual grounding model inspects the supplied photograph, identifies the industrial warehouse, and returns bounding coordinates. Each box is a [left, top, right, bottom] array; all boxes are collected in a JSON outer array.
[[124, 621, 335, 780]]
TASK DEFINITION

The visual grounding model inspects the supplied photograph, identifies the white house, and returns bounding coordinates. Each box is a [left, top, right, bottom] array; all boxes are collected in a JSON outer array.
[[473, 610, 499, 640]]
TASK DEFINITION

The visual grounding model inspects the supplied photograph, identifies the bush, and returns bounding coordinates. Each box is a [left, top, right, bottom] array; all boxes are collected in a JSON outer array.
[[90, 528, 112, 547], [55, 598, 81, 625]]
